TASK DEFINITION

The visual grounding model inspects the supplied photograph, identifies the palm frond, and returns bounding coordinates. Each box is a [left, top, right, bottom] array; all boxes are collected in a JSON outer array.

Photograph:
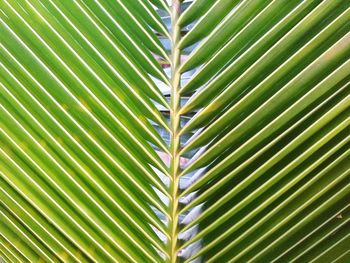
[[1, 0, 349, 262]]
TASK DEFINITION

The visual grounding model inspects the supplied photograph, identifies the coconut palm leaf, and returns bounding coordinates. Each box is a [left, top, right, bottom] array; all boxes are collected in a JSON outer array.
[[0, 0, 349, 262]]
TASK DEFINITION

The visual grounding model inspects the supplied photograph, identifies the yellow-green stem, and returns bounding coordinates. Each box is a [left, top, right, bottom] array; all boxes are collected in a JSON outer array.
[[168, 0, 182, 262]]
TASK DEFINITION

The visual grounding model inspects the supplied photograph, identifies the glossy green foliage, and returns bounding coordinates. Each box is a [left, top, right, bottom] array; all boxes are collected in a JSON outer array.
[[0, 0, 349, 262]]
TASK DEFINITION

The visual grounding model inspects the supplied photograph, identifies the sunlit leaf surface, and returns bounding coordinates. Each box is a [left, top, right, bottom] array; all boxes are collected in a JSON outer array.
[[0, 0, 349, 262]]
